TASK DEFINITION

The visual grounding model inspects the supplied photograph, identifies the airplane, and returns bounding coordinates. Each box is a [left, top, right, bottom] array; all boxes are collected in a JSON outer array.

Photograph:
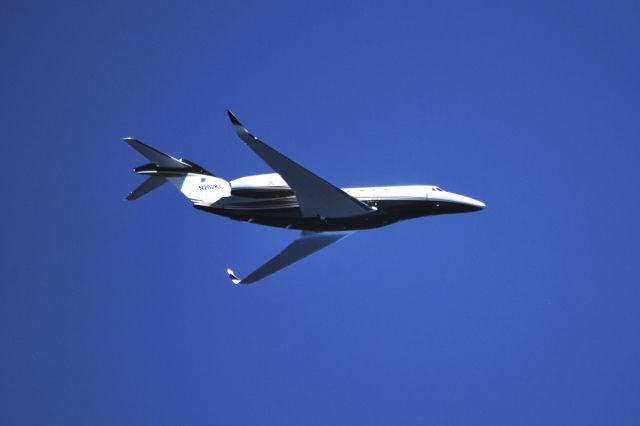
[[124, 110, 485, 284]]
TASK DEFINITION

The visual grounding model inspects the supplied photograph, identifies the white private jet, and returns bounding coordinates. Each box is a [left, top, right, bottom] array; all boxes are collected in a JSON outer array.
[[125, 110, 485, 284]]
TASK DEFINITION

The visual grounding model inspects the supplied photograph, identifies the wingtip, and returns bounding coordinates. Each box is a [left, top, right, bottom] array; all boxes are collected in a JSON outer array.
[[226, 109, 242, 126], [226, 268, 242, 285], [123, 137, 140, 147]]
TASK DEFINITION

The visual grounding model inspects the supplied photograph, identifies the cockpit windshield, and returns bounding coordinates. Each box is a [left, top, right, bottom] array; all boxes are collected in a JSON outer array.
[[431, 187, 445, 192]]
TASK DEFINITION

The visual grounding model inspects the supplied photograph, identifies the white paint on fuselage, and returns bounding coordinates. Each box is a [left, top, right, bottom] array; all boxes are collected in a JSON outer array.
[[343, 185, 485, 209], [343, 185, 430, 200], [229, 173, 485, 210]]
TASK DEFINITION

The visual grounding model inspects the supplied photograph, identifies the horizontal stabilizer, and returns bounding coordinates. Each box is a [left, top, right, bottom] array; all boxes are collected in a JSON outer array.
[[227, 231, 352, 284], [125, 176, 167, 200], [124, 137, 188, 169]]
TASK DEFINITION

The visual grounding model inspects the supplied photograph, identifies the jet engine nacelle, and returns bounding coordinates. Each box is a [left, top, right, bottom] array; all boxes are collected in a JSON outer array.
[[230, 173, 293, 198]]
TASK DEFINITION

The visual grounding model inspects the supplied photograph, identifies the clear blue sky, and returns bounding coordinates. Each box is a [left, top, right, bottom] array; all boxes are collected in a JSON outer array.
[[2, 1, 640, 424]]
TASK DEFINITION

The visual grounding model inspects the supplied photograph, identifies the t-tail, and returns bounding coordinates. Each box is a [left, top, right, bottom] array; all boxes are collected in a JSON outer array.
[[123, 137, 231, 205]]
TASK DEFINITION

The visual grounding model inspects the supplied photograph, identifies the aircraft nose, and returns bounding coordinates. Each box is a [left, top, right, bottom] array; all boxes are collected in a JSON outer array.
[[466, 197, 486, 210], [429, 190, 486, 212], [451, 193, 486, 211]]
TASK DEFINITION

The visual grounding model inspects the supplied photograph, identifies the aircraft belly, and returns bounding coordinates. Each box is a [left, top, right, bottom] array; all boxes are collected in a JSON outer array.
[[197, 196, 475, 231], [194, 203, 394, 231], [374, 199, 482, 218]]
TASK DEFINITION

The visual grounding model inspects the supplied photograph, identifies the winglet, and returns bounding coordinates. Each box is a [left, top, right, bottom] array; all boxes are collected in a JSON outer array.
[[226, 109, 242, 126], [226, 268, 242, 285]]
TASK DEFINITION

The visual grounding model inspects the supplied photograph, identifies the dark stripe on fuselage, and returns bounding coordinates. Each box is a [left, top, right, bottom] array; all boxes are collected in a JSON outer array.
[[195, 197, 481, 231]]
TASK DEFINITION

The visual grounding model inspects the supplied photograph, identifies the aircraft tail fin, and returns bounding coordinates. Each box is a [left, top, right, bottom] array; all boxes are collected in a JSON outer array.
[[124, 137, 189, 169], [124, 137, 231, 205]]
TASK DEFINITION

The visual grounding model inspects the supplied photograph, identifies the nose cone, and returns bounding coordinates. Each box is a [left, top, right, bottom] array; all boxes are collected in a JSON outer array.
[[445, 192, 486, 212], [464, 196, 486, 210]]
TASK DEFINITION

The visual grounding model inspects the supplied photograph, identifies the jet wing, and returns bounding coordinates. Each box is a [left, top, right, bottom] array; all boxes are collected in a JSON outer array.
[[226, 231, 351, 284], [226, 110, 373, 218]]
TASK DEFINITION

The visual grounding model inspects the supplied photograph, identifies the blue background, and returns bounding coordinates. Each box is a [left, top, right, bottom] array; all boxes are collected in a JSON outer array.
[[2, 1, 640, 424]]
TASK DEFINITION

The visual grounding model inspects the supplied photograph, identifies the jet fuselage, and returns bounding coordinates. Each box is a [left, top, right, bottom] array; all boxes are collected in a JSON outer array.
[[195, 184, 484, 232]]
